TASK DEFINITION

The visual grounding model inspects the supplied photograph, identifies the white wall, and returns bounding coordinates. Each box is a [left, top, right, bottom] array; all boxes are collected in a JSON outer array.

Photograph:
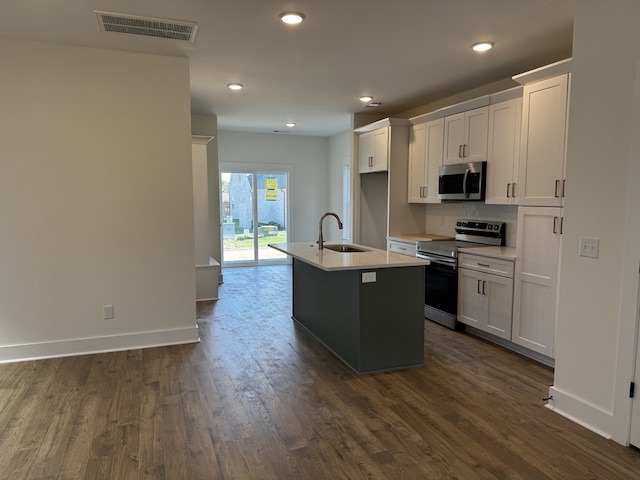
[[551, 0, 640, 444], [191, 114, 221, 265], [328, 131, 352, 241], [0, 39, 198, 361], [217, 131, 330, 242]]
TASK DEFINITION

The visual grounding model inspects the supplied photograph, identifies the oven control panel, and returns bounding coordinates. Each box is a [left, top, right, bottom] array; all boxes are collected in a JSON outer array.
[[456, 220, 504, 234], [454, 219, 506, 245]]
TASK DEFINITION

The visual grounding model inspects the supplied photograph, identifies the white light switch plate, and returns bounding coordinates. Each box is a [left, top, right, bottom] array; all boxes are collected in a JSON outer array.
[[579, 236, 599, 258], [362, 272, 376, 283]]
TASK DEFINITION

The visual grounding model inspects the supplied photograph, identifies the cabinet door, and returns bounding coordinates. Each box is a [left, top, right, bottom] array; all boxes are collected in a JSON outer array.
[[370, 128, 389, 172], [486, 99, 521, 205], [443, 112, 466, 165], [358, 132, 374, 173], [464, 106, 488, 163], [425, 118, 444, 203], [443, 107, 488, 165], [359, 127, 389, 173], [484, 275, 514, 340], [518, 74, 569, 206], [512, 207, 562, 357], [408, 123, 426, 203], [458, 268, 483, 328]]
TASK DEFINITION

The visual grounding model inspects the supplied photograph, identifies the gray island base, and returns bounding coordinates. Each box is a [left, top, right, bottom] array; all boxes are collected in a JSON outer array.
[[291, 257, 425, 374]]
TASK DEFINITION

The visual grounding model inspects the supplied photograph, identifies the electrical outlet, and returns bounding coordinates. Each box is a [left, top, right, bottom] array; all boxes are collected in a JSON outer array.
[[579, 237, 599, 259], [103, 304, 114, 320]]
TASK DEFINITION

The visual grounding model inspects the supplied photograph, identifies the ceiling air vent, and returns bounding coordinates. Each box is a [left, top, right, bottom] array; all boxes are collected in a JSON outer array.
[[95, 10, 198, 43]]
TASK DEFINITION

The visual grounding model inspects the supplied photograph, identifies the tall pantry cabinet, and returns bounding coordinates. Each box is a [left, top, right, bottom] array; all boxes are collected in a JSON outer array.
[[512, 207, 563, 357], [511, 59, 571, 359]]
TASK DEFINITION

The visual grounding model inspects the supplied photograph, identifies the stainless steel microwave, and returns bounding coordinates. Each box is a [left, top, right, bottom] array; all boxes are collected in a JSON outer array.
[[437, 161, 487, 201]]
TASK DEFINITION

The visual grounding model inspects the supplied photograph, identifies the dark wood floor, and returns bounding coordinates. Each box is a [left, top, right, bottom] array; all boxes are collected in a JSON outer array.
[[1, 264, 640, 479]]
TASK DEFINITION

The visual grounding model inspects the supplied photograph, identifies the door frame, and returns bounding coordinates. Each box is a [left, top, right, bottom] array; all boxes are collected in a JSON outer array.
[[219, 162, 292, 267]]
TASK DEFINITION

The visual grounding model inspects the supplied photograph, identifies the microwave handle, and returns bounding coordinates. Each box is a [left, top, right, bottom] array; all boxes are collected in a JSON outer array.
[[463, 168, 470, 198]]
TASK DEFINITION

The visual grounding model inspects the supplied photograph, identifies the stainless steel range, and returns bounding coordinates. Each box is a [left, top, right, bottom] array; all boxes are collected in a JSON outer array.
[[416, 219, 505, 330]]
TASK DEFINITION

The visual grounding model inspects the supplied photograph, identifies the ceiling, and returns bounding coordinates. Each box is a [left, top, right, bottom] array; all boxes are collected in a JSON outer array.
[[0, 0, 575, 136]]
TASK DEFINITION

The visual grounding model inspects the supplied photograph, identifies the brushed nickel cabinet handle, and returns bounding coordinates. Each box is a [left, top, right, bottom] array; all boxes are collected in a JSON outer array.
[[560, 216, 564, 234], [482, 280, 486, 295], [555, 179, 561, 198], [512, 182, 517, 197], [553, 216, 558, 234], [507, 183, 511, 198], [459, 145, 463, 158], [477, 279, 482, 294], [562, 179, 566, 197]]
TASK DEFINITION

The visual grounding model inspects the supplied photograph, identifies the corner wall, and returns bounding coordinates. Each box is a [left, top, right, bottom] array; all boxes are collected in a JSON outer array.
[[191, 114, 222, 269], [0, 39, 198, 361], [550, 0, 640, 443]]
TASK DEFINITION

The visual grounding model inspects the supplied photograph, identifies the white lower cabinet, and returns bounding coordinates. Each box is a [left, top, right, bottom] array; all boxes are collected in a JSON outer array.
[[387, 238, 416, 257], [511, 207, 563, 358], [458, 254, 514, 340]]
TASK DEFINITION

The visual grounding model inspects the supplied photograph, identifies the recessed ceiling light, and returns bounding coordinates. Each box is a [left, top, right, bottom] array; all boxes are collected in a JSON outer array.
[[286, 122, 296, 127], [279, 12, 305, 25], [359, 95, 373, 103], [227, 83, 243, 90], [472, 42, 494, 52]]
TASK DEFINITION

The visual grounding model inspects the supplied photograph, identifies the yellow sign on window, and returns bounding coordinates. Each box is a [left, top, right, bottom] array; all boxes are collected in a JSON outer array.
[[266, 189, 278, 201], [265, 178, 278, 190]]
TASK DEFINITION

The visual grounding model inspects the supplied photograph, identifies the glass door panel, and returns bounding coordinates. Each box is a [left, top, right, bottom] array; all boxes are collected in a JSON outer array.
[[221, 171, 255, 264], [256, 173, 287, 262]]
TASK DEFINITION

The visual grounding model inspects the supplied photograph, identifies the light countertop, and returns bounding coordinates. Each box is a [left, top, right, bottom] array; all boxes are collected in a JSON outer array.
[[458, 246, 517, 260], [388, 233, 454, 242], [269, 242, 430, 272]]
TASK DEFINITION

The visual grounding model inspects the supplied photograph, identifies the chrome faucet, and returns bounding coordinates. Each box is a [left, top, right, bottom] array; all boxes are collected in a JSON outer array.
[[318, 212, 343, 250]]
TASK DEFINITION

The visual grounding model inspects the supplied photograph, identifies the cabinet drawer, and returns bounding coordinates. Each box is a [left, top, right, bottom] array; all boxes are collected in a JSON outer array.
[[387, 239, 416, 257], [458, 253, 514, 278]]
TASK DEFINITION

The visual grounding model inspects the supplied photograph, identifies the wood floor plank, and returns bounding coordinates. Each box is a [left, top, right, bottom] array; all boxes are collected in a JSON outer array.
[[1, 264, 640, 479], [56, 393, 100, 480]]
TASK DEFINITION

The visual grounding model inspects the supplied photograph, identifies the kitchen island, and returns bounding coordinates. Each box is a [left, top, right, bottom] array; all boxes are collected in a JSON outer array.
[[269, 242, 429, 374]]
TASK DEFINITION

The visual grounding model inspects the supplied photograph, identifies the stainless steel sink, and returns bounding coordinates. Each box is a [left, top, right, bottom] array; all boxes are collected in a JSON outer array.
[[323, 244, 369, 253]]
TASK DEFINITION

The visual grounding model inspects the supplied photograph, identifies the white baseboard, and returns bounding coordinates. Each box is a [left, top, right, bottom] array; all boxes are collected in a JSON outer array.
[[0, 326, 200, 364], [546, 385, 613, 440]]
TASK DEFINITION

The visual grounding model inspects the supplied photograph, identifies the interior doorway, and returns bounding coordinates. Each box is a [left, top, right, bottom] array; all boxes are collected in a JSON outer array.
[[220, 164, 290, 266]]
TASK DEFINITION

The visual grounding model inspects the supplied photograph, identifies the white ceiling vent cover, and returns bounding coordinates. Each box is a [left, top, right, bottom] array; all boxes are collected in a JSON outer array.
[[95, 10, 197, 42]]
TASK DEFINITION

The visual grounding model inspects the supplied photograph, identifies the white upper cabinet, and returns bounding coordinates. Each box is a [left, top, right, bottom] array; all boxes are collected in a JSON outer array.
[[358, 127, 389, 173], [517, 73, 570, 206], [443, 106, 488, 165], [485, 97, 522, 204], [408, 118, 443, 203]]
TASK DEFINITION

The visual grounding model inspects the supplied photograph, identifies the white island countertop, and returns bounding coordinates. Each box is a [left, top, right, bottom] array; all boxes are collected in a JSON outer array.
[[269, 242, 429, 272]]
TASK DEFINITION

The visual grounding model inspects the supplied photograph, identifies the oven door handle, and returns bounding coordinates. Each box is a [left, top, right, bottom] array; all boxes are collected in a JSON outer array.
[[416, 253, 457, 267]]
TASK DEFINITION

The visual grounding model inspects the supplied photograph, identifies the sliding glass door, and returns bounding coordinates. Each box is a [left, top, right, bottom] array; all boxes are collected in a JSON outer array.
[[220, 164, 290, 266]]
